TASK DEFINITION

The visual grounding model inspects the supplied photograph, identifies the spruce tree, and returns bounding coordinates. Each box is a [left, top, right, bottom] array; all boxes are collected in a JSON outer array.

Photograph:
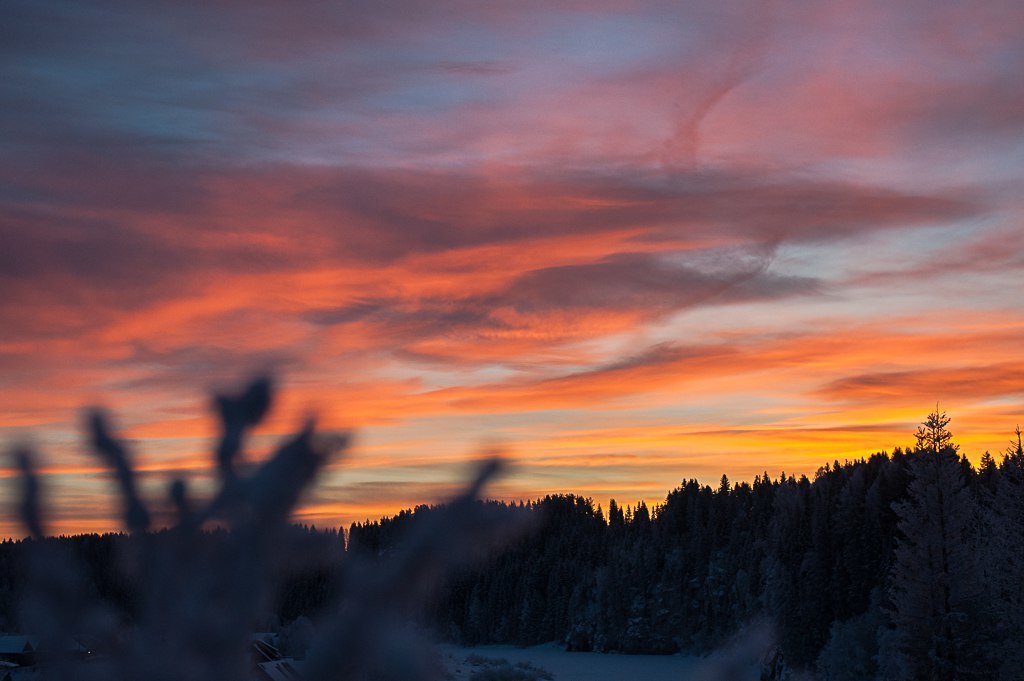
[[880, 408, 989, 680], [983, 426, 1024, 679]]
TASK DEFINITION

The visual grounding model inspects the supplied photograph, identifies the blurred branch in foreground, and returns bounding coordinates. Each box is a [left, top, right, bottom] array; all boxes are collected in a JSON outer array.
[[12, 377, 520, 681]]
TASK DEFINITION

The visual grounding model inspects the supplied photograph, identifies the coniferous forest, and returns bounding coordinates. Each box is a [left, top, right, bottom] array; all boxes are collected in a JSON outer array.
[[352, 411, 1024, 680], [2, 410, 1022, 680]]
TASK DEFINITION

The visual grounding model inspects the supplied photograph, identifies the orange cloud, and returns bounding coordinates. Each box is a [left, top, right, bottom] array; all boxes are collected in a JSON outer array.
[[4, 0, 1024, 536]]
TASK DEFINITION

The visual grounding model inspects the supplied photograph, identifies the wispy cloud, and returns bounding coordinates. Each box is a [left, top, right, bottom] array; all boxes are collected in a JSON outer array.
[[3, 0, 1023, 533]]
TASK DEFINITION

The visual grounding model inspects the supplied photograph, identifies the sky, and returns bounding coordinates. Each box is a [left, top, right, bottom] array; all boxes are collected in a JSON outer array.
[[2, 0, 1023, 536]]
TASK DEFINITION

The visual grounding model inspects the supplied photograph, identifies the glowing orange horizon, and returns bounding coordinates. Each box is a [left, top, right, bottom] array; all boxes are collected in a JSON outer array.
[[4, 1, 1023, 537]]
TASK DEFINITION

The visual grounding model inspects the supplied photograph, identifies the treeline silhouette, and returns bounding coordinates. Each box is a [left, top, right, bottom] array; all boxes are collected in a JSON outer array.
[[3, 410, 1022, 680], [354, 411, 1024, 679]]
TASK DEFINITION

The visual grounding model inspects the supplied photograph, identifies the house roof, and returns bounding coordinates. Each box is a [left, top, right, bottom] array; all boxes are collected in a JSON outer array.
[[0, 637, 35, 655]]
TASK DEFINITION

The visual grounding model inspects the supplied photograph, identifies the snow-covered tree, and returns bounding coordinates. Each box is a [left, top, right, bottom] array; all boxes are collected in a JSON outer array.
[[817, 589, 885, 681], [980, 426, 1024, 679], [879, 409, 988, 680]]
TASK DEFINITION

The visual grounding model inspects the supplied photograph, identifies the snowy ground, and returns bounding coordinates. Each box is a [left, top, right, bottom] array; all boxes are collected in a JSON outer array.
[[438, 643, 711, 681]]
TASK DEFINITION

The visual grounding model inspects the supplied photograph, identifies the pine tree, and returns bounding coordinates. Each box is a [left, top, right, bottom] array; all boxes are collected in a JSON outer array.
[[1005, 425, 1023, 463], [915, 405, 957, 454], [982, 426, 1024, 679], [880, 409, 989, 680], [977, 451, 997, 492]]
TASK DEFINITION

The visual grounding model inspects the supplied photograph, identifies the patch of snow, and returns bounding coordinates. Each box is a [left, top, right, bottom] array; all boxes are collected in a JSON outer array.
[[439, 643, 709, 681]]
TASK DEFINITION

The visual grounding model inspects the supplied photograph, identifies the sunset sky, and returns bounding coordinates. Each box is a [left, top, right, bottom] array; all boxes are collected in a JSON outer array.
[[2, 0, 1023, 536]]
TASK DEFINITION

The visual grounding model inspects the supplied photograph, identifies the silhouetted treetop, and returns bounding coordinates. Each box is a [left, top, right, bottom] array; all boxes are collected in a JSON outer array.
[[915, 405, 957, 454]]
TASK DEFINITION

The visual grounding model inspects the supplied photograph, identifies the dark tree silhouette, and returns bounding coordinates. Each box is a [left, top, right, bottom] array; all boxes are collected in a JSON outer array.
[[879, 409, 987, 680]]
